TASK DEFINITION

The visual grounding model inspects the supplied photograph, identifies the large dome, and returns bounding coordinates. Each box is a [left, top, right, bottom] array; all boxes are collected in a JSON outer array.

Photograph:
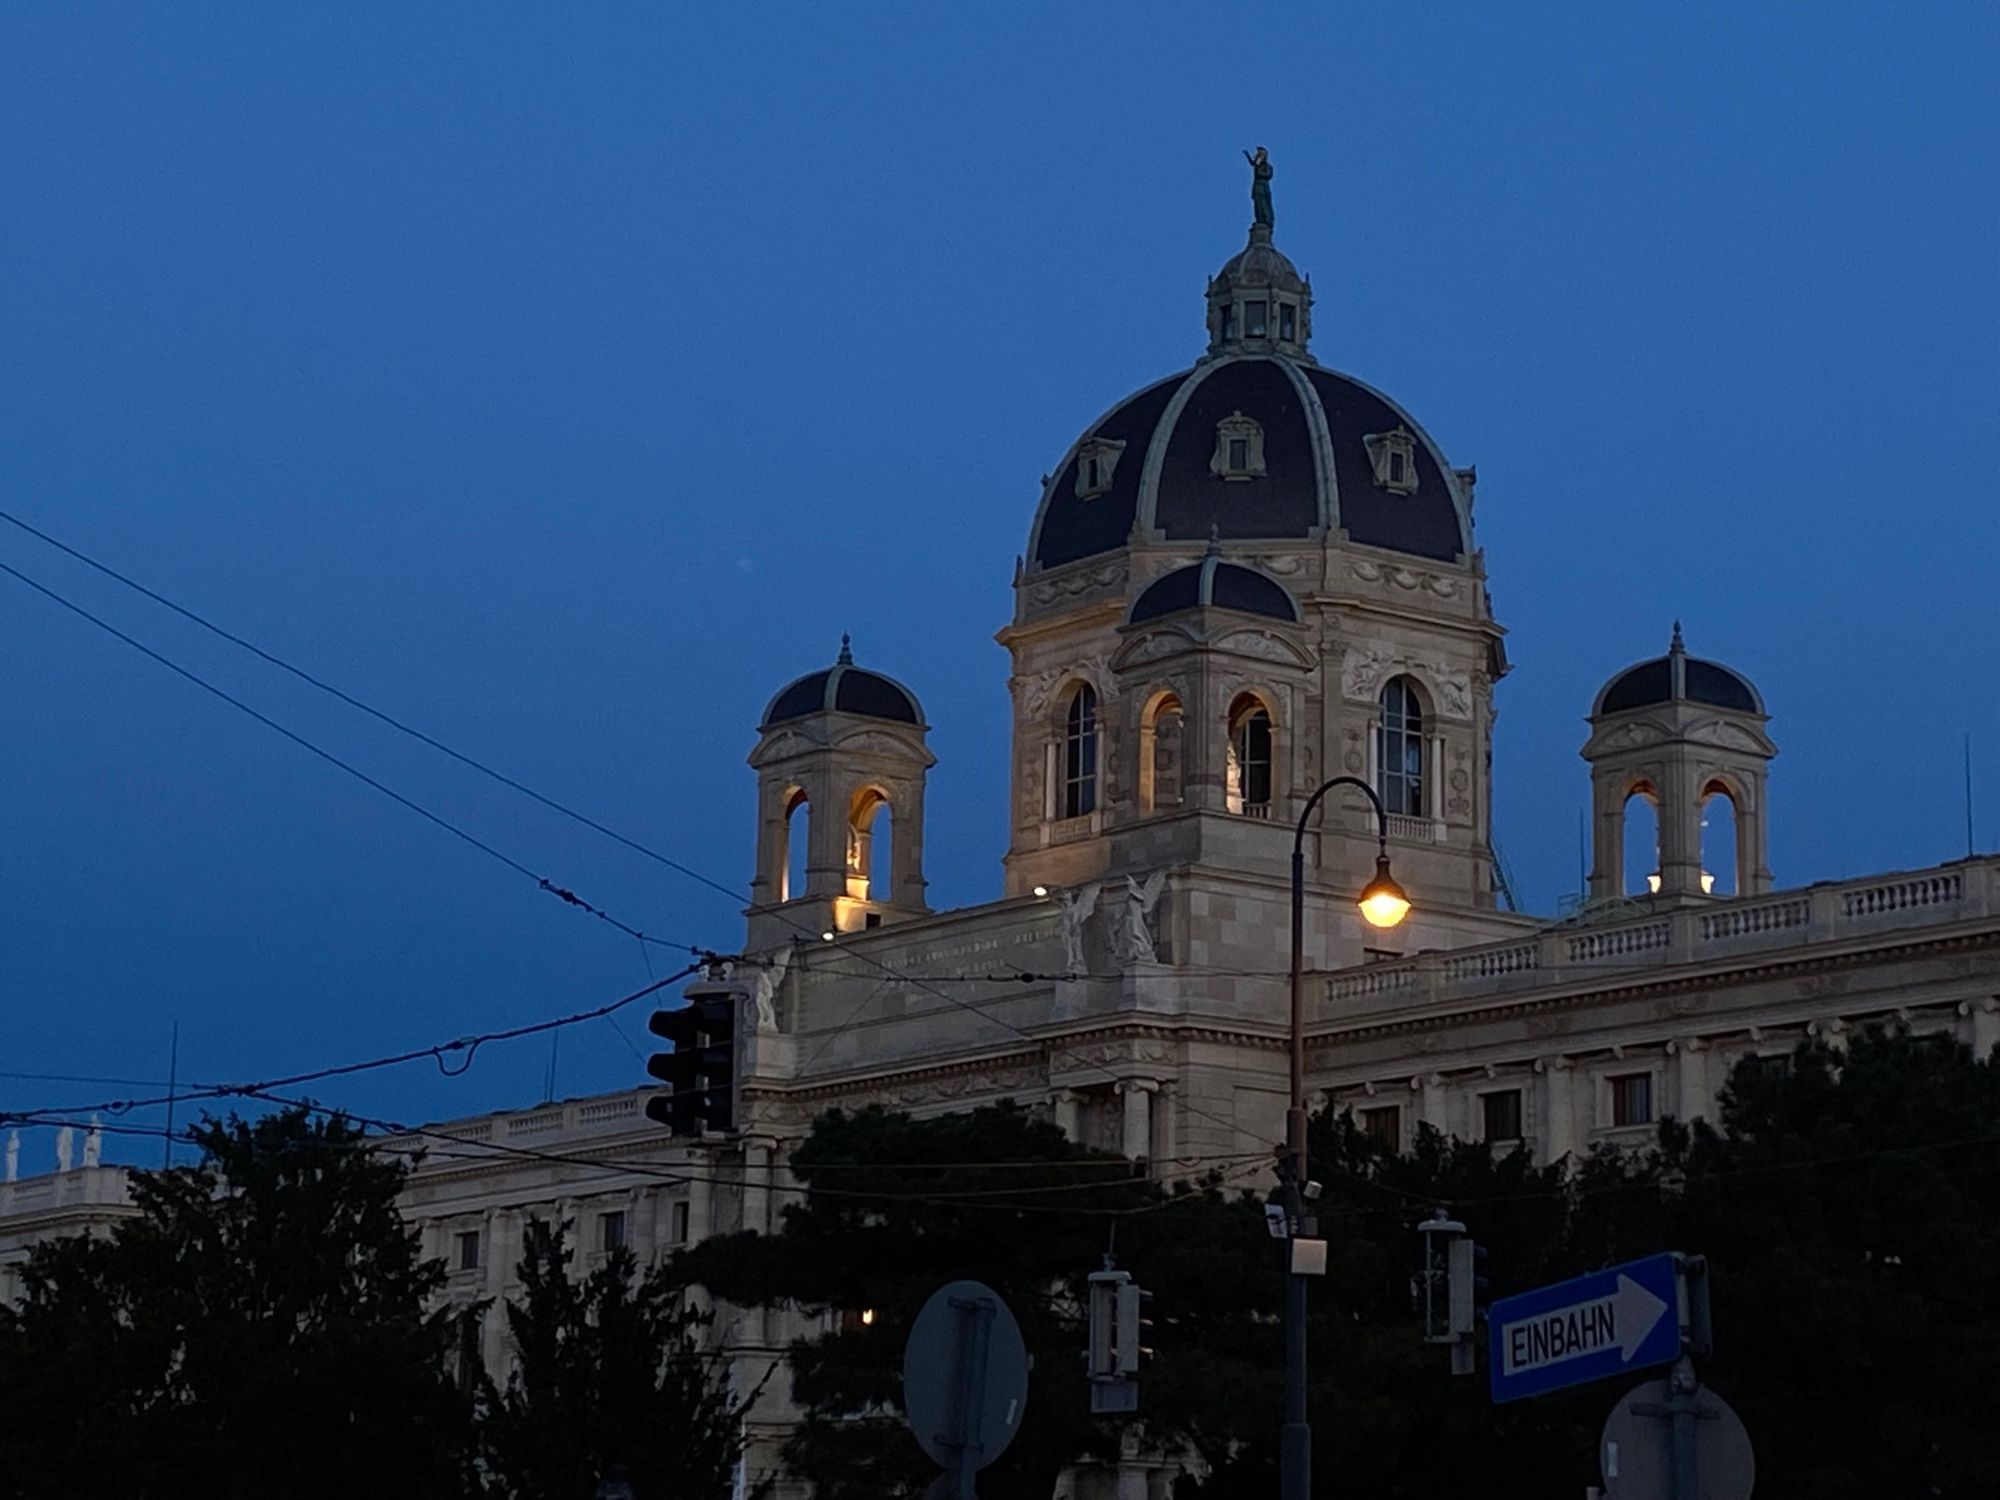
[[1026, 205, 1473, 575], [1027, 356, 1474, 571]]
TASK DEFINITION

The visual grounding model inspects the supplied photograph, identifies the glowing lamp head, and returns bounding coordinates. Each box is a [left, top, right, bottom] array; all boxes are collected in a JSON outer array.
[[1357, 856, 1411, 929], [820, 930, 837, 943], [1032, 885, 1050, 899]]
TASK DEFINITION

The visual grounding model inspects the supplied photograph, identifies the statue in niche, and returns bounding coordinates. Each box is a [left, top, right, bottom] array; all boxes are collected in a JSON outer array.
[[744, 944, 794, 1032], [1244, 146, 1274, 228], [1119, 871, 1169, 967], [1058, 883, 1100, 976]]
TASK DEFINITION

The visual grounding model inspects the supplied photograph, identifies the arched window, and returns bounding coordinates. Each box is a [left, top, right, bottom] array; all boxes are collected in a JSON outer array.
[[848, 787, 894, 902], [1377, 677, 1425, 816], [781, 789, 810, 902], [1701, 782, 1737, 896], [1062, 685, 1098, 818], [1226, 694, 1274, 816], [1139, 692, 1184, 813], [1623, 786, 1660, 895]]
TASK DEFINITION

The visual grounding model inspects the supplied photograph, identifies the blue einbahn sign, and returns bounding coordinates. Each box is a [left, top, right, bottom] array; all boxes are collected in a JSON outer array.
[[1488, 1252, 1683, 1403]]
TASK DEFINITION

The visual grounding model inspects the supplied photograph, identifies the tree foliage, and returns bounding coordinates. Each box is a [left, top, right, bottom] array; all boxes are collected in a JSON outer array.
[[678, 1102, 1275, 1500], [686, 1030, 2000, 1500], [473, 1216, 754, 1500], [0, 1107, 468, 1499]]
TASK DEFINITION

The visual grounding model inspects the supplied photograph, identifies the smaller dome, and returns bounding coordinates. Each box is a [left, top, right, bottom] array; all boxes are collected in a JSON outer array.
[[762, 637, 924, 728], [1129, 551, 1300, 625], [1594, 625, 1763, 716]]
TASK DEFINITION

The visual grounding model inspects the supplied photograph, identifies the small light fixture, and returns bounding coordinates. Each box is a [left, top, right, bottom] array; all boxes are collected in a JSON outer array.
[[821, 930, 836, 942], [1032, 885, 1050, 899], [859, 1308, 875, 1326], [1357, 856, 1411, 929]]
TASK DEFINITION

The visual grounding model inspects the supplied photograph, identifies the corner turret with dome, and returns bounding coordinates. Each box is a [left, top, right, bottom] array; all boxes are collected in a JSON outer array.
[[1582, 624, 1776, 905], [746, 636, 934, 950], [1001, 153, 1512, 948]]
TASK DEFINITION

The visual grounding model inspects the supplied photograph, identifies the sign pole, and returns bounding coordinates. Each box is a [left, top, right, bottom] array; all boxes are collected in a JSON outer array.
[[946, 1293, 996, 1499], [1668, 1357, 1701, 1500]]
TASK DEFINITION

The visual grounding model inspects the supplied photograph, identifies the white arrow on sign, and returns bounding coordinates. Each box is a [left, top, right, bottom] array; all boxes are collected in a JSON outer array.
[[1500, 1274, 1670, 1376]]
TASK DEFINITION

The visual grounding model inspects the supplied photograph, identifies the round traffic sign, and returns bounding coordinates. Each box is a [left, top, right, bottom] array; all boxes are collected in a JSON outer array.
[[901, 1279, 1029, 1474], [1601, 1374, 1754, 1500]]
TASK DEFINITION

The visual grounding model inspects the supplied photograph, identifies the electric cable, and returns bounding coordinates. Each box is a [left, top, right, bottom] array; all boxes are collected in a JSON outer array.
[[0, 963, 705, 1128], [0, 553, 698, 953]]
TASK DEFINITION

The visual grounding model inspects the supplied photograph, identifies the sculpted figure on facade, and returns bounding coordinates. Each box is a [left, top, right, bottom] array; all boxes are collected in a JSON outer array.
[[1058, 883, 1100, 974], [1119, 871, 1169, 966], [745, 944, 793, 1032]]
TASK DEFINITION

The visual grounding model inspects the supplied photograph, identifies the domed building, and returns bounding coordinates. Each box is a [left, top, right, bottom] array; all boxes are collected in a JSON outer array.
[[1002, 202, 1509, 940], [6, 160, 1998, 1500]]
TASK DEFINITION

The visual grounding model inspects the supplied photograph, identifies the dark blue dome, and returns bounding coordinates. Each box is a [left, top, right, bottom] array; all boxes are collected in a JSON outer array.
[[762, 641, 924, 728], [1594, 627, 1763, 716], [1129, 555, 1300, 625]]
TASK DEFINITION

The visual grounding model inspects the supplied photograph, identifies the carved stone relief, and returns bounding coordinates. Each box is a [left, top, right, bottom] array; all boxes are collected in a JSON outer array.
[[1028, 561, 1126, 607]]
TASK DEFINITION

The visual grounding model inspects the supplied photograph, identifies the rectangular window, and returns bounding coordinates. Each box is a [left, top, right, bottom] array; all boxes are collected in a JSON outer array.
[[456, 1229, 481, 1272], [1610, 1072, 1653, 1128], [1739, 1053, 1792, 1084], [599, 1210, 627, 1253], [1228, 437, 1249, 470], [1389, 450, 1406, 485], [1359, 1105, 1401, 1150], [671, 1200, 691, 1245], [1481, 1089, 1523, 1143], [1221, 304, 1236, 340], [1245, 301, 1268, 337], [1278, 303, 1296, 340]]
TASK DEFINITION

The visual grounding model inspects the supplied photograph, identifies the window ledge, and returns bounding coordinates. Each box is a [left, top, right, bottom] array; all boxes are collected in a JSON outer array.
[[1043, 813, 1102, 847]]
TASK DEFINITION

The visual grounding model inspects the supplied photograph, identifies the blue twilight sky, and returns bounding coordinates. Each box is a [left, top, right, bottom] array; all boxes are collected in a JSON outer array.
[[3, 5, 1996, 1169]]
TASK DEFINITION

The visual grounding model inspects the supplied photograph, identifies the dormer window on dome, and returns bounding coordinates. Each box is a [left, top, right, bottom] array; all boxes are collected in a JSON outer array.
[[1074, 436, 1126, 500], [1211, 410, 1266, 481], [1364, 427, 1420, 496]]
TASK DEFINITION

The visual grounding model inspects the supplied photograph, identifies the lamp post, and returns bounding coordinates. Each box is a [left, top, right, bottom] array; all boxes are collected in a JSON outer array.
[[1281, 776, 1410, 1500]]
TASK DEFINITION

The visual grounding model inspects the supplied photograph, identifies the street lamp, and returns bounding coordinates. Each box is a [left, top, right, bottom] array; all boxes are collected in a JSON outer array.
[[1282, 776, 1409, 1500]]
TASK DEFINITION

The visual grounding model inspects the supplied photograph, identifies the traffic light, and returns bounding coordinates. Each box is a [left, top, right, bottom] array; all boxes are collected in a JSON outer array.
[[1115, 1281, 1155, 1375], [1086, 1265, 1151, 1413], [645, 983, 738, 1134]]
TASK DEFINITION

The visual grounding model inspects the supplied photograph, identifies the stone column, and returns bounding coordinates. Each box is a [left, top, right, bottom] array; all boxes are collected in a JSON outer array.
[[742, 1139, 774, 1237], [1963, 998, 2000, 1060], [480, 1207, 511, 1373], [686, 1153, 713, 1244], [1672, 1037, 1709, 1124], [1538, 1057, 1576, 1163], [1050, 1088, 1082, 1144], [1413, 1073, 1449, 1138], [1117, 1080, 1157, 1163]]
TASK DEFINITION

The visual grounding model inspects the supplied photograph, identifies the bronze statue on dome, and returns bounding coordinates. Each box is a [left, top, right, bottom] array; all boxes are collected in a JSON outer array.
[[1244, 146, 1273, 229]]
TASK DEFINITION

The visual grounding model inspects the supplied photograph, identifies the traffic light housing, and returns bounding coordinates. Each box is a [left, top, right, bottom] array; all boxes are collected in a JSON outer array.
[[1086, 1266, 1151, 1413], [645, 984, 738, 1135]]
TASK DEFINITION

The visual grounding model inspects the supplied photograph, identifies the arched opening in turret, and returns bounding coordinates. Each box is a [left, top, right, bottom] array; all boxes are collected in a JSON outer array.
[[1701, 781, 1739, 896], [848, 786, 895, 903], [1226, 692, 1276, 818], [1139, 691, 1185, 813], [782, 788, 810, 903], [1622, 785, 1660, 896]]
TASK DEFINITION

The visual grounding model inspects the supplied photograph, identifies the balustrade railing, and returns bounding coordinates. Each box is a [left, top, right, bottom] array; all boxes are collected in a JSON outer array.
[[1324, 860, 1993, 1015]]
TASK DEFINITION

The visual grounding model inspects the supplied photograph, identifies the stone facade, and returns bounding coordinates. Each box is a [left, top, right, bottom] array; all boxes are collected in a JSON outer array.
[[6, 184, 1997, 1499]]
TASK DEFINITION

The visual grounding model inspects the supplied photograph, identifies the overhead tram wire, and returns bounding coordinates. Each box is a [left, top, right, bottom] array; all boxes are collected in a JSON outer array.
[[230, 1085, 1269, 1218], [0, 507, 747, 913], [0, 962, 705, 1129], [0, 554, 699, 955], [0, 513, 1319, 1152]]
